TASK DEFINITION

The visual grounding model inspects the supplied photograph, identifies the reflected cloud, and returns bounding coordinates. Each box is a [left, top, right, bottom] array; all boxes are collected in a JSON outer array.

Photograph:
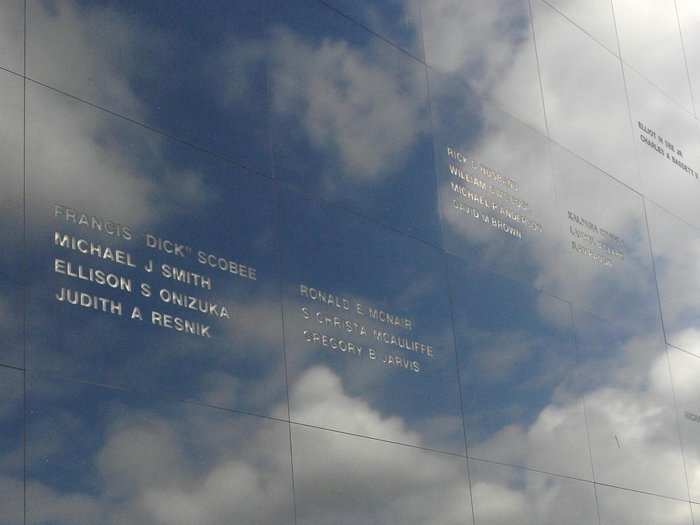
[[597, 483, 692, 525], [0, 369, 23, 525], [17, 323, 696, 523], [668, 347, 700, 503], [676, 0, 700, 115], [325, 0, 423, 58], [27, 380, 294, 525], [647, 202, 700, 356], [470, 460, 598, 525], [0, 69, 24, 284], [28, 83, 212, 230], [0, 286, 23, 368], [289, 365, 420, 443], [419, 0, 544, 129], [613, 0, 693, 110], [292, 423, 470, 525], [23, 374, 465, 525], [269, 27, 425, 182], [28, 0, 154, 116], [532, 0, 638, 190], [0, 0, 22, 73], [544, 0, 617, 51], [22, 1, 215, 231]]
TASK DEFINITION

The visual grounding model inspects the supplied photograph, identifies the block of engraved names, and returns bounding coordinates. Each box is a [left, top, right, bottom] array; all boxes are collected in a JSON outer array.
[[448, 256, 591, 480], [625, 65, 700, 229], [0, 367, 23, 525], [571, 308, 688, 499], [291, 424, 472, 525], [429, 69, 559, 289], [281, 192, 464, 454], [26, 376, 295, 525], [549, 144, 660, 327], [26, 84, 286, 416]]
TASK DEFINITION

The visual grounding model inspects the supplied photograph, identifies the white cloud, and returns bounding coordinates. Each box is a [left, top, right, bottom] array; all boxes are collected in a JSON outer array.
[[22, 1, 212, 231], [0, 0, 23, 73], [289, 365, 420, 444], [268, 27, 427, 183], [597, 483, 692, 525], [418, 0, 543, 128]]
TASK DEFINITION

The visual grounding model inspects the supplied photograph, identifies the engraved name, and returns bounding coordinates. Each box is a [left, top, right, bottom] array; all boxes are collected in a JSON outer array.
[[297, 283, 429, 374], [50, 204, 257, 340], [445, 146, 544, 242], [638, 121, 699, 180], [567, 210, 626, 268]]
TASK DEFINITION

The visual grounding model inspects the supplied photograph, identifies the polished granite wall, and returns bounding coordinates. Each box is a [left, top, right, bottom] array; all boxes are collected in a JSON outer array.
[[1, 1, 700, 523]]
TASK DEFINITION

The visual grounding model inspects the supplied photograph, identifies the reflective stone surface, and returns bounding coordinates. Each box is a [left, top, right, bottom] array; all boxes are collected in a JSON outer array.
[[282, 192, 463, 453], [0, 0, 24, 74], [449, 257, 590, 479], [26, 375, 295, 524], [1, 0, 699, 522], [647, 201, 700, 357], [27, 0, 270, 175], [573, 308, 687, 499], [0, 282, 23, 370], [668, 347, 700, 503], [0, 68, 24, 370], [543, 0, 617, 53], [597, 484, 693, 525], [548, 143, 659, 328], [532, 0, 639, 190], [430, 67, 558, 287], [270, 0, 440, 243], [291, 424, 471, 524], [0, 367, 23, 525], [676, 0, 700, 117], [469, 459, 598, 524], [26, 81, 287, 417], [323, 0, 423, 59], [421, 0, 545, 131], [626, 66, 700, 229], [0, 69, 24, 284], [613, 0, 693, 112]]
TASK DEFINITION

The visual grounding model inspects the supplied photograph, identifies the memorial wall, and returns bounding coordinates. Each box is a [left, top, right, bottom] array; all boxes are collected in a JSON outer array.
[[1, 0, 700, 523]]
